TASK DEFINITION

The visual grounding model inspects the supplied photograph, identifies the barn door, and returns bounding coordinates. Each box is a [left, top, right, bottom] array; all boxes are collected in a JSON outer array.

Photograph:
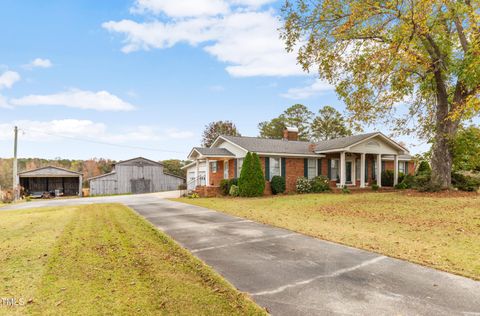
[[131, 179, 151, 194]]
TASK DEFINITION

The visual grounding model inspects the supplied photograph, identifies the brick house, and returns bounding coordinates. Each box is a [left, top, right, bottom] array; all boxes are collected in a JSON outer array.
[[184, 128, 415, 196]]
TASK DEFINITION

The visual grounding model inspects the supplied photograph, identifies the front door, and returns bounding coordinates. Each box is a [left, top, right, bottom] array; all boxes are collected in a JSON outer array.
[[224, 161, 229, 179], [346, 161, 352, 183]]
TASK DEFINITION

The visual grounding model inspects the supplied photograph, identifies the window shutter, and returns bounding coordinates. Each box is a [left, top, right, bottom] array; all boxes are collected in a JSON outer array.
[[365, 159, 368, 182], [281, 158, 286, 178], [405, 161, 409, 175], [304, 158, 308, 177], [317, 159, 322, 176], [265, 157, 270, 181], [234, 159, 238, 178], [327, 159, 331, 179]]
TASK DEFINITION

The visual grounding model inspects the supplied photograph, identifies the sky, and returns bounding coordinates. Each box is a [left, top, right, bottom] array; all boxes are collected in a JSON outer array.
[[0, 0, 430, 161]]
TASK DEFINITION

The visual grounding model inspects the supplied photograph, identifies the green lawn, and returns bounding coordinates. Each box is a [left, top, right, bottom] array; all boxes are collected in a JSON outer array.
[[175, 192, 480, 280], [0, 204, 265, 315]]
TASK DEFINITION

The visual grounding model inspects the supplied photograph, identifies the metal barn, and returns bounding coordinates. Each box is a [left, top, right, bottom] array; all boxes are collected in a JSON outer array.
[[88, 157, 185, 196], [18, 166, 83, 197]]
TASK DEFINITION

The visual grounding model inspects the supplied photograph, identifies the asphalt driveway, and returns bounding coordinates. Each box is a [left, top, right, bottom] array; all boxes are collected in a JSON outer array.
[[3, 194, 480, 315]]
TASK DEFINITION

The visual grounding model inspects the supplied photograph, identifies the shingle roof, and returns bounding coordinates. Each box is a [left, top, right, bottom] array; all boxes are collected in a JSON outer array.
[[193, 147, 235, 156], [313, 133, 379, 152], [221, 135, 315, 155]]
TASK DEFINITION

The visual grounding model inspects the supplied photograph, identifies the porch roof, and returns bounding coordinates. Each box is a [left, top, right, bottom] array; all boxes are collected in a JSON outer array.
[[314, 132, 408, 153], [188, 147, 235, 159]]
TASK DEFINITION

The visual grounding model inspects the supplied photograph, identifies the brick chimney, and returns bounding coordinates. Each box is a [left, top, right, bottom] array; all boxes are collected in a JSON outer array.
[[283, 127, 299, 141]]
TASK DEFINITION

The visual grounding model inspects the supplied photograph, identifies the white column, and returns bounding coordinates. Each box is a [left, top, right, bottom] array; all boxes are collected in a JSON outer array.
[[360, 153, 366, 188], [195, 160, 199, 187], [340, 152, 346, 187], [377, 154, 382, 187], [394, 155, 399, 186], [205, 158, 210, 187], [79, 175, 83, 197]]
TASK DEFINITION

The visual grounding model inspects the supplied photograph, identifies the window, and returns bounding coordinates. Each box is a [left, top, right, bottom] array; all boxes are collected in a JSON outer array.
[[399, 161, 405, 174], [330, 159, 339, 181], [307, 159, 317, 179], [210, 161, 217, 173], [355, 159, 361, 180], [269, 157, 281, 180], [237, 158, 244, 176]]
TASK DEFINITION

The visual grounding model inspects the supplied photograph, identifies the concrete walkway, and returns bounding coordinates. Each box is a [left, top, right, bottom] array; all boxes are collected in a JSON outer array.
[[2, 194, 480, 315]]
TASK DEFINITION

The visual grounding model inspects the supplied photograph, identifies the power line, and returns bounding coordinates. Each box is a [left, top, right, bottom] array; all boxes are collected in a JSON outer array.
[[20, 127, 189, 155]]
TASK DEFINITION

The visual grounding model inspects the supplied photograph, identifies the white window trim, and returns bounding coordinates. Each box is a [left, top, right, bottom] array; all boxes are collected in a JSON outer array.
[[269, 157, 281, 180], [307, 158, 317, 180]]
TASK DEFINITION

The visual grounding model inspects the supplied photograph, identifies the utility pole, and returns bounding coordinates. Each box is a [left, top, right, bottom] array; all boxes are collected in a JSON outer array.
[[12, 126, 18, 201]]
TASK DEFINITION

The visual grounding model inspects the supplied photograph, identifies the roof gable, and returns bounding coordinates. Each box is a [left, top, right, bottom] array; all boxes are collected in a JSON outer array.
[[314, 132, 408, 154], [115, 157, 162, 167], [18, 166, 82, 177]]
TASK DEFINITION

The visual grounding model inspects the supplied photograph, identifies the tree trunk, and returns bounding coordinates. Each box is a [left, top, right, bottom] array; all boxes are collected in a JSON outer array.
[[430, 72, 455, 189]]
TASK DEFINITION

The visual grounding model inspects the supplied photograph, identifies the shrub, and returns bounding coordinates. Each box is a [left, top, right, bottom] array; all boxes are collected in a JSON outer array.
[[296, 177, 312, 193], [452, 172, 480, 192], [417, 160, 431, 175], [229, 185, 239, 197], [414, 172, 431, 189], [341, 185, 351, 194], [238, 152, 265, 197], [398, 172, 405, 184], [371, 184, 380, 191], [229, 178, 238, 187], [219, 179, 230, 195], [381, 170, 394, 187], [310, 176, 330, 193], [394, 182, 408, 190], [188, 193, 200, 199], [401, 174, 415, 188], [178, 183, 187, 190], [270, 176, 286, 195]]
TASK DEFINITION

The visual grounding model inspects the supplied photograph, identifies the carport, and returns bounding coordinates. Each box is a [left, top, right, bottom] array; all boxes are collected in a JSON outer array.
[[18, 166, 83, 197]]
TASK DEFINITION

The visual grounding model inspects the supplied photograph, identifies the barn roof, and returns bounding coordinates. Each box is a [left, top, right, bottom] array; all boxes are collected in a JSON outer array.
[[114, 157, 163, 166], [18, 166, 82, 178]]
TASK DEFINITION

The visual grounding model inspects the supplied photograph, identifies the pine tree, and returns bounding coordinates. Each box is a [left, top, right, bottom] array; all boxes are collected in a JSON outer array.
[[238, 152, 265, 197]]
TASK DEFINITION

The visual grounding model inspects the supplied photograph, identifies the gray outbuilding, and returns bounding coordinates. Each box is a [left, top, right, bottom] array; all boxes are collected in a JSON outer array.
[[18, 166, 83, 197], [88, 157, 185, 196]]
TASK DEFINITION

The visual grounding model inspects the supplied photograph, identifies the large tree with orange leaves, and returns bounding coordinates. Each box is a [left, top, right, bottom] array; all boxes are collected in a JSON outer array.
[[281, 0, 479, 189]]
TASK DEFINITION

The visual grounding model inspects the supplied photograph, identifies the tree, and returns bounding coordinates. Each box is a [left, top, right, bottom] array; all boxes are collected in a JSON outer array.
[[281, 1, 480, 189], [451, 125, 480, 172], [201, 120, 240, 147], [311, 106, 352, 141], [162, 159, 191, 178], [258, 104, 313, 140], [238, 152, 265, 197], [258, 117, 286, 139]]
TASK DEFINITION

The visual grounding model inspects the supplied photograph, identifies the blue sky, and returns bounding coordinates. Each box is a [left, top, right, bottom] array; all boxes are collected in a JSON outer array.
[[0, 0, 429, 161]]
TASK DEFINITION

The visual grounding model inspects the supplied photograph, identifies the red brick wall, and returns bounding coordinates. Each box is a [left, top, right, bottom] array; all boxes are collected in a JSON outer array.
[[228, 159, 235, 178], [208, 160, 224, 186], [284, 158, 305, 192]]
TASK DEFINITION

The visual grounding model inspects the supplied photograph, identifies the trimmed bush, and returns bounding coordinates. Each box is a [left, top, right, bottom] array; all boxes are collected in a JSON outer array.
[[219, 179, 230, 195], [229, 185, 239, 197], [341, 185, 351, 194], [417, 160, 431, 175], [401, 174, 415, 188], [452, 172, 480, 192], [371, 184, 380, 191], [238, 152, 265, 197], [381, 170, 394, 187], [394, 182, 408, 190], [414, 173, 431, 189], [270, 176, 286, 195], [296, 177, 312, 193], [310, 176, 330, 193], [228, 178, 238, 187]]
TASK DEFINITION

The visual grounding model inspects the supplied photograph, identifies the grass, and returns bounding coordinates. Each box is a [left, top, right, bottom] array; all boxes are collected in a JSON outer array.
[[0, 204, 265, 315], [174, 192, 480, 280]]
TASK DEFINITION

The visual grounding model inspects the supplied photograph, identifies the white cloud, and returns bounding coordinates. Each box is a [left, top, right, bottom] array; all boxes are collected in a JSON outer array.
[[281, 79, 334, 99], [103, 4, 303, 77], [131, 0, 229, 17], [10, 89, 135, 111], [25, 58, 53, 69], [0, 119, 194, 143], [0, 71, 21, 90]]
